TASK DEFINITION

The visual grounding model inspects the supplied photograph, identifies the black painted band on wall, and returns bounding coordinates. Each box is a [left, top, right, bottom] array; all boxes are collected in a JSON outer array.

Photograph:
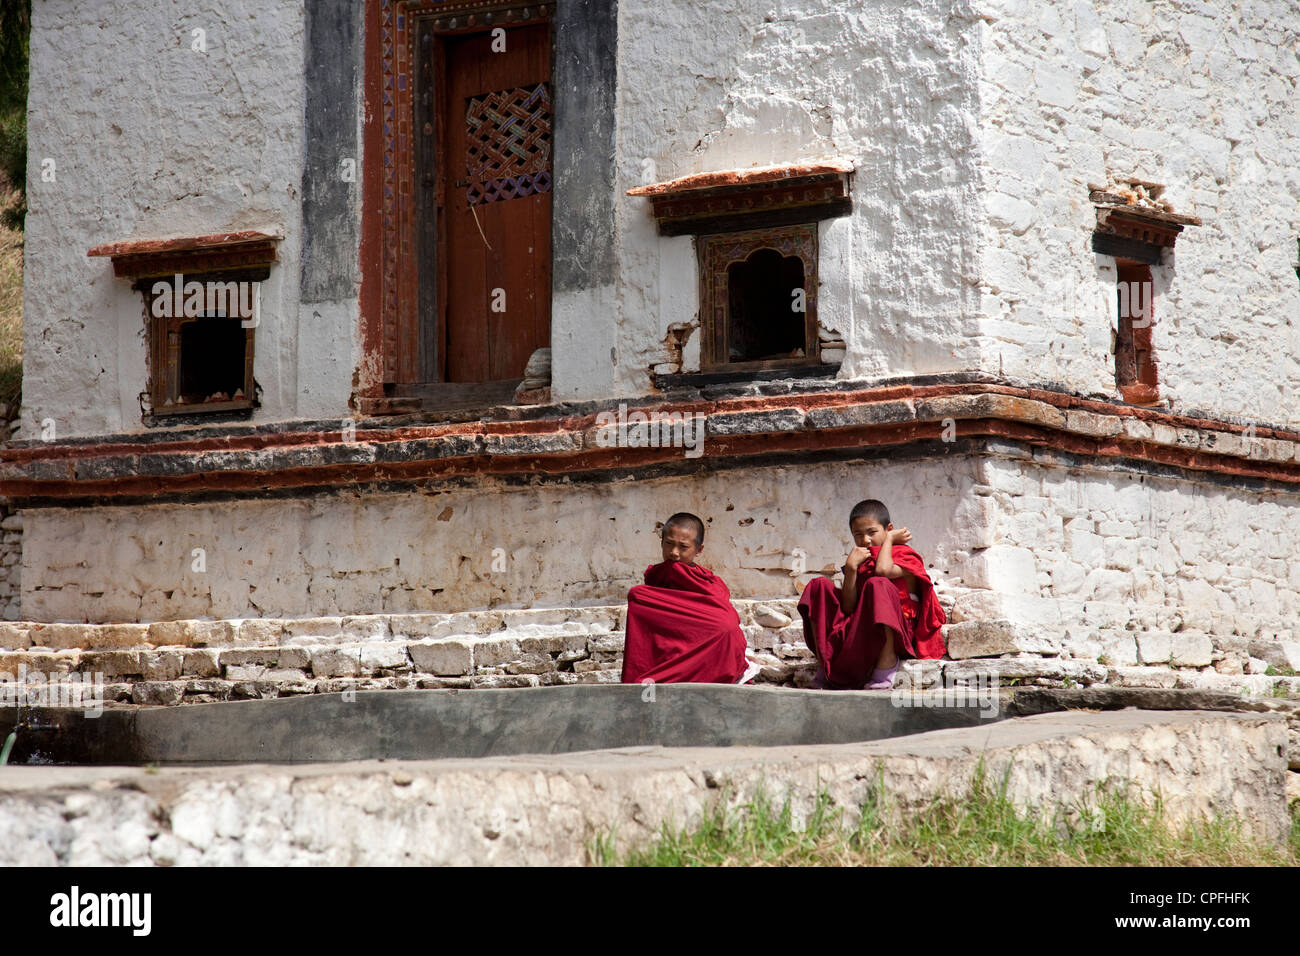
[[552, 0, 618, 293], [301, 0, 363, 303]]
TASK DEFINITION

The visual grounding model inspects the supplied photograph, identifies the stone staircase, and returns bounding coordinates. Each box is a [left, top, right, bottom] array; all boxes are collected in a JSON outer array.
[[0, 600, 816, 705], [2, 594, 1299, 717]]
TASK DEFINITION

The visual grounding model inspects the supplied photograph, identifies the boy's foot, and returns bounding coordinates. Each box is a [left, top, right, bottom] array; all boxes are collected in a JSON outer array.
[[865, 665, 899, 690]]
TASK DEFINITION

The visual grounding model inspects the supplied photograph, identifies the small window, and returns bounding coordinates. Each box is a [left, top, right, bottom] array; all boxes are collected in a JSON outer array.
[[699, 224, 820, 371], [1114, 260, 1158, 404], [137, 268, 264, 417]]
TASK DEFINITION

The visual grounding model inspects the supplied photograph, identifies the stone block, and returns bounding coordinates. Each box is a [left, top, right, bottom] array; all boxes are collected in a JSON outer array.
[[505, 653, 556, 675], [943, 620, 1058, 659], [471, 674, 542, 689], [948, 589, 1064, 628], [388, 613, 458, 641], [518, 631, 588, 654], [1135, 632, 1172, 665], [472, 637, 522, 667], [184, 679, 232, 698], [142, 651, 183, 681], [416, 677, 473, 690], [225, 664, 309, 683], [773, 642, 813, 660], [181, 649, 221, 677], [236, 619, 284, 645], [1097, 632, 1138, 667], [132, 681, 185, 706], [743, 624, 776, 650], [1108, 666, 1179, 689], [341, 615, 390, 641], [359, 642, 409, 672], [752, 604, 791, 628], [81, 650, 143, 678], [146, 620, 205, 648], [960, 546, 1039, 594], [575, 669, 622, 685], [587, 635, 624, 655], [706, 408, 807, 435], [220, 649, 284, 669], [278, 646, 312, 670], [1170, 634, 1214, 669], [283, 617, 345, 640], [408, 640, 473, 676], [805, 400, 914, 430], [0, 623, 31, 649], [27, 623, 92, 650], [310, 647, 363, 678]]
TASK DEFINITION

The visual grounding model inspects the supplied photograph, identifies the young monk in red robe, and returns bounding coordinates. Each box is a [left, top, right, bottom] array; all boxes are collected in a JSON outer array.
[[620, 513, 755, 685], [797, 499, 946, 690]]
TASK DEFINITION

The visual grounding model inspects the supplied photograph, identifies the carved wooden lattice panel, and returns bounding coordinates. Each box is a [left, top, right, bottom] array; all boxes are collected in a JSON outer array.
[[464, 83, 553, 205]]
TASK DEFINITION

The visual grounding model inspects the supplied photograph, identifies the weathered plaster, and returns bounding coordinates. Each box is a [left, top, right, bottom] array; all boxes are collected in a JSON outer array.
[[974, 0, 1300, 420], [22, 0, 323, 438]]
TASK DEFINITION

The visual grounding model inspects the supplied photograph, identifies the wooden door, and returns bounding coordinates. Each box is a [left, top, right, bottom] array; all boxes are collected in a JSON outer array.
[[421, 22, 552, 386]]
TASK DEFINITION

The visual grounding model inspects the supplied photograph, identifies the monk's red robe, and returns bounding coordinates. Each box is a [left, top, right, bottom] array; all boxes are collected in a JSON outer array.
[[620, 560, 749, 685], [797, 544, 947, 689]]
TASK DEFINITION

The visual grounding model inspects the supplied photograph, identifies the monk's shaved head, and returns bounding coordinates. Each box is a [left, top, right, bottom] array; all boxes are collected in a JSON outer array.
[[849, 499, 890, 529], [663, 512, 705, 548]]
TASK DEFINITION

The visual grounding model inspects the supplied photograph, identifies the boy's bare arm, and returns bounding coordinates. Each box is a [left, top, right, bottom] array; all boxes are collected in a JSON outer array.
[[839, 546, 873, 614], [873, 528, 912, 580]]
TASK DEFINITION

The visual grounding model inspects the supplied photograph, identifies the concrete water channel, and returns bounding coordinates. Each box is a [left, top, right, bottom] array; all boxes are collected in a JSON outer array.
[[0, 684, 1000, 764], [0, 686, 1292, 865]]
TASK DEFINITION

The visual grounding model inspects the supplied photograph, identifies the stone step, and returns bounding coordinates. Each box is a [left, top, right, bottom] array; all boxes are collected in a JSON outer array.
[[3, 596, 1298, 710], [0, 599, 805, 652]]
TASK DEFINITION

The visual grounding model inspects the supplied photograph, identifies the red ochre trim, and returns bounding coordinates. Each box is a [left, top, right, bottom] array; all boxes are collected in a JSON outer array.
[[87, 229, 283, 258], [3, 383, 1299, 500], [626, 160, 855, 197], [355, 0, 386, 406]]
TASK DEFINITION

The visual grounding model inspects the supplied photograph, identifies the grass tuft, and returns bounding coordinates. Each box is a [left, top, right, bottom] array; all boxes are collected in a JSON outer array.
[[594, 766, 1300, 867]]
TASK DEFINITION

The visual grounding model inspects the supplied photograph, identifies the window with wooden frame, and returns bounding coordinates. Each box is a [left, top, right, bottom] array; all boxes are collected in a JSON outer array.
[[628, 161, 852, 382], [87, 228, 279, 424], [1090, 182, 1200, 406], [137, 267, 264, 417], [1113, 260, 1158, 405], [699, 224, 820, 371]]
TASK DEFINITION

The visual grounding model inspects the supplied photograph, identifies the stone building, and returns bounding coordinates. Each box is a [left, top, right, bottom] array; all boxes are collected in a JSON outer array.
[[2, 0, 1299, 698]]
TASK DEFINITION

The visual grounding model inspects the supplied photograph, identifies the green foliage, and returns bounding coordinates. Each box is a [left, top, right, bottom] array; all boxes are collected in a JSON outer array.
[[594, 766, 1300, 867], [0, 0, 30, 229]]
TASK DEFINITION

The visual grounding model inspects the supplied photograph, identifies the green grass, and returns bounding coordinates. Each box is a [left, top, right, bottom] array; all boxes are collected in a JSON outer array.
[[593, 767, 1300, 867], [0, 192, 20, 412]]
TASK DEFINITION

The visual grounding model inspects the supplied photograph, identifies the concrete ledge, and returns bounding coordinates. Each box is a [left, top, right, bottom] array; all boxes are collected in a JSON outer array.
[[1, 684, 1003, 764], [0, 710, 1286, 865], [8, 380, 1300, 503]]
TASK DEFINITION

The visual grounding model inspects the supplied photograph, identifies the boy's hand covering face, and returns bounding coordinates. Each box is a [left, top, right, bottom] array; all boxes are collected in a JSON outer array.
[[849, 515, 893, 550], [661, 523, 701, 564], [845, 546, 873, 571]]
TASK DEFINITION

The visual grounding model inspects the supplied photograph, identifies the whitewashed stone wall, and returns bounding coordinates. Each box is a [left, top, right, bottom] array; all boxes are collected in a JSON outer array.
[[947, 448, 1300, 653], [23, 0, 1300, 427], [18, 0, 358, 441], [615, 0, 985, 397], [19, 456, 981, 623], [975, 0, 1300, 420], [0, 407, 21, 621]]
